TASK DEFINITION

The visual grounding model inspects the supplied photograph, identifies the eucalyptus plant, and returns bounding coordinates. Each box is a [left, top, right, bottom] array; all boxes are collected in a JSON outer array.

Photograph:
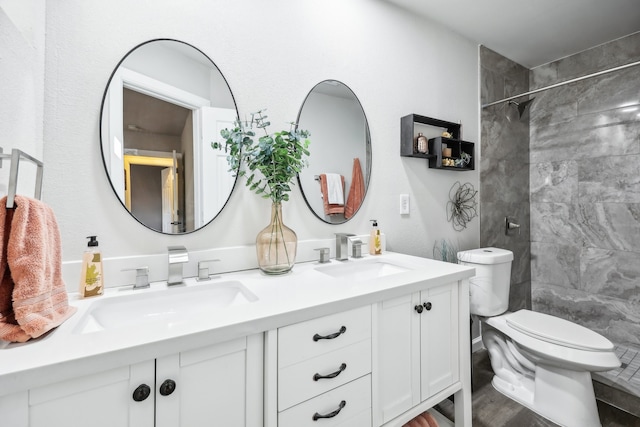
[[213, 110, 310, 204]]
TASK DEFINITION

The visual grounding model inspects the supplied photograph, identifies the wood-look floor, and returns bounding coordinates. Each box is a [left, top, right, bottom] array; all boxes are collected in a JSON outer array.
[[435, 350, 640, 427]]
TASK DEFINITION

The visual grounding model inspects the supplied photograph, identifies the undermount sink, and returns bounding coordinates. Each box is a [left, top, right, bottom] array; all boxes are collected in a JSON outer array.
[[315, 259, 410, 281], [74, 280, 258, 334]]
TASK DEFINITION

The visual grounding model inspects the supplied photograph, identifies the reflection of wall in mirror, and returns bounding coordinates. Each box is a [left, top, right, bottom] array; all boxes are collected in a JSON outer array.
[[300, 91, 367, 223], [123, 42, 234, 109]]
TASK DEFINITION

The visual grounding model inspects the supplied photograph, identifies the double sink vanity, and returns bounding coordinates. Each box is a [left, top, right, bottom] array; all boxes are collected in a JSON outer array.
[[0, 252, 474, 427]]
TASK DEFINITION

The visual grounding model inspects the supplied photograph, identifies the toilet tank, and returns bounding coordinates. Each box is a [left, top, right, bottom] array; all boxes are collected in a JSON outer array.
[[457, 247, 514, 316]]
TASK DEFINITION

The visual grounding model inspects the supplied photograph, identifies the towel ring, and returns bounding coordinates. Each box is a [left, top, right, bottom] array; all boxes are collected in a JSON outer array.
[[0, 148, 44, 208]]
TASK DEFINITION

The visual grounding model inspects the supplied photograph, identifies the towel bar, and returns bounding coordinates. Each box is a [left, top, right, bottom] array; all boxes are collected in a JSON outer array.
[[0, 148, 44, 208]]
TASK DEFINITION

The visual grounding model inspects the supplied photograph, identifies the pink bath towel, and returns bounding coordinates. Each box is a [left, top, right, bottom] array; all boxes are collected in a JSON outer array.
[[0, 195, 76, 342]]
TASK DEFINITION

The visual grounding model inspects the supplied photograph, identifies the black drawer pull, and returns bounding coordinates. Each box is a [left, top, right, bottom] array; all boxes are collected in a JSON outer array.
[[313, 326, 347, 342], [424, 302, 432, 311], [313, 363, 347, 381], [414, 304, 423, 313], [312, 400, 346, 421]]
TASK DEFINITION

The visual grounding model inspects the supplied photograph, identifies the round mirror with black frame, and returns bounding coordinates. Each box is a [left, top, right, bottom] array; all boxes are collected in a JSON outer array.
[[100, 39, 238, 234], [296, 80, 371, 224]]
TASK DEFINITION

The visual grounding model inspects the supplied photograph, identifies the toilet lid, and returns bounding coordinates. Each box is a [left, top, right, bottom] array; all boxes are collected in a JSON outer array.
[[505, 310, 613, 351]]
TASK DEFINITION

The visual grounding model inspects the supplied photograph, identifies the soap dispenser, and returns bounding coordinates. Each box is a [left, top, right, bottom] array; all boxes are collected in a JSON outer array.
[[369, 220, 382, 255], [79, 236, 104, 298]]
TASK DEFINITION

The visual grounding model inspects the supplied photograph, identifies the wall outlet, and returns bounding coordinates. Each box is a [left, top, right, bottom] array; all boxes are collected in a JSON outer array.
[[399, 194, 410, 215]]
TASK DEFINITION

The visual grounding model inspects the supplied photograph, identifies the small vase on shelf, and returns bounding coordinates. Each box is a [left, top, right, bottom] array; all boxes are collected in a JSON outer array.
[[256, 202, 297, 275]]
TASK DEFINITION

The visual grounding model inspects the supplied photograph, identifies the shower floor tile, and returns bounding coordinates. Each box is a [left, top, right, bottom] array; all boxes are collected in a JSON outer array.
[[594, 344, 640, 398]]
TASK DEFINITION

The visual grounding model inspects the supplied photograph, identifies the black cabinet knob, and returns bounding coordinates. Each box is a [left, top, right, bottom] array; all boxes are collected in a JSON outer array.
[[159, 379, 176, 396], [424, 302, 432, 311], [132, 384, 151, 402], [414, 304, 423, 313]]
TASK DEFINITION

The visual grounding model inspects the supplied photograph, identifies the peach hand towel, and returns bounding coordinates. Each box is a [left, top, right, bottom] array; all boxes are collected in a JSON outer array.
[[0, 195, 76, 342], [402, 411, 439, 427], [344, 158, 365, 219], [319, 174, 345, 215]]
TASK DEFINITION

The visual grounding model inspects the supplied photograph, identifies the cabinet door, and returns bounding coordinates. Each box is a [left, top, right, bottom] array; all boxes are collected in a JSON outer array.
[[156, 334, 263, 427], [374, 292, 421, 424], [27, 361, 155, 427], [420, 282, 459, 400]]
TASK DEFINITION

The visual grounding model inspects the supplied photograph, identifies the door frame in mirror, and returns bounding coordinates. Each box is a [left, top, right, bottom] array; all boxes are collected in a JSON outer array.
[[99, 39, 239, 234]]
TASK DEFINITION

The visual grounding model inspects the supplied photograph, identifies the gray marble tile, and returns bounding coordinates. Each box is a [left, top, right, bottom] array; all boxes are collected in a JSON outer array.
[[481, 111, 529, 163], [481, 66, 505, 106], [580, 247, 640, 301], [509, 279, 531, 311], [578, 155, 640, 203], [531, 282, 640, 346], [530, 203, 584, 245], [576, 67, 640, 116], [530, 62, 558, 91], [531, 32, 640, 90], [578, 203, 640, 251], [480, 46, 529, 88], [531, 242, 580, 288], [531, 108, 640, 164], [530, 161, 578, 203], [556, 44, 607, 82], [603, 32, 640, 68]]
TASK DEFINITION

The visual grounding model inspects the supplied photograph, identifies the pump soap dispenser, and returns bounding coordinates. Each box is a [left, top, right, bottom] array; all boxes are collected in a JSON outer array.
[[369, 220, 382, 255], [79, 236, 104, 298]]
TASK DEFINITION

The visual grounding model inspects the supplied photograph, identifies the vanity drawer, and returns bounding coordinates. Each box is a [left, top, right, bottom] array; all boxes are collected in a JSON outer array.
[[278, 375, 371, 427], [278, 305, 371, 368], [279, 338, 371, 411]]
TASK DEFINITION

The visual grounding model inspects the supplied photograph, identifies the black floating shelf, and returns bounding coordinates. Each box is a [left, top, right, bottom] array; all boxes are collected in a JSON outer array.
[[400, 114, 461, 158], [428, 137, 475, 171], [400, 114, 474, 171]]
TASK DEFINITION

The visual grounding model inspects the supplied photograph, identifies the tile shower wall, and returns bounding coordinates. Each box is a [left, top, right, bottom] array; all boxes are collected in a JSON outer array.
[[529, 32, 640, 347], [480, 47, 531, 311]]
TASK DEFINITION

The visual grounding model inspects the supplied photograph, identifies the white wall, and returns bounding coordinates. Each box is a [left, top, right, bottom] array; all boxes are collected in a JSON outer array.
[[6, 0, 480, 286], [0, 0, 45, 199]]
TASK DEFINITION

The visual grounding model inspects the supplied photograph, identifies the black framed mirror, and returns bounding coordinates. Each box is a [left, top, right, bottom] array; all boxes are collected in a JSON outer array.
[[297, 80, 371, 224], [100, 39, 238, 234]]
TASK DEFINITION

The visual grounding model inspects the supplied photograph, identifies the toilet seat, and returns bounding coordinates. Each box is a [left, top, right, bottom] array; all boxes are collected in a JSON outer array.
[[483, 311, 620, 371], [505, 309, 613, 351]]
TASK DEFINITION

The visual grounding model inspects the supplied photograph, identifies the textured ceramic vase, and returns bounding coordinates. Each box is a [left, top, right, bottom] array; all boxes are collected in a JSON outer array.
[[256, 203, 297, 275]]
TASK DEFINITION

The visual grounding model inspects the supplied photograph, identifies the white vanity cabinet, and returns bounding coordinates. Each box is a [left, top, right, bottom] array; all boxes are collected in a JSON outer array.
[[266, 305, 373, 427], [2, 334, 263, 427], [374, 281, 462, 426]]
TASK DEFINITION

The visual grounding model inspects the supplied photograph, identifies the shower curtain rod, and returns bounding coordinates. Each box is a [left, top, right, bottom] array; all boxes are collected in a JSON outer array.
[[482, 59, 640, 108]]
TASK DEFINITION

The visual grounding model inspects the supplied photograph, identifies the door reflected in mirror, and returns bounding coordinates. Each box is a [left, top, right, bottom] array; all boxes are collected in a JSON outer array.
[[297, 80, 371, 224], [100, 39, 238, 234]]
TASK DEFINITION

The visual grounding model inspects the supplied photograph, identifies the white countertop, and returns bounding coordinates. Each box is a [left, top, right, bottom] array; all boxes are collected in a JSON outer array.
[[0, 252, 474, 397]]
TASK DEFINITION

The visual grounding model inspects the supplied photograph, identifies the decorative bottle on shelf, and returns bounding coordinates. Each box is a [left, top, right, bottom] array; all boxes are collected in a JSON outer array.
[[416, 133, 428, 154]]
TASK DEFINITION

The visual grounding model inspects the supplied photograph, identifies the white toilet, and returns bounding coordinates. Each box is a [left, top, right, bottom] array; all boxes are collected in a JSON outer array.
[[457, 247, 620, 427]]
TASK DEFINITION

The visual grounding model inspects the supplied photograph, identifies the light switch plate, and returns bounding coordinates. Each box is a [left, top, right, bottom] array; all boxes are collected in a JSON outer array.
[[400, 194, 410, 215]]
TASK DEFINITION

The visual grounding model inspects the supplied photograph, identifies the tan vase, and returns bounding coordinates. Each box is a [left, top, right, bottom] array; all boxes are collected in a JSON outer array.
[[256, 202, 297, 274]]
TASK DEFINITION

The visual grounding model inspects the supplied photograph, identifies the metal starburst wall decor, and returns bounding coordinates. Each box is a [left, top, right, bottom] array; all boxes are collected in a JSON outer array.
[[447, 181, 477, 231]]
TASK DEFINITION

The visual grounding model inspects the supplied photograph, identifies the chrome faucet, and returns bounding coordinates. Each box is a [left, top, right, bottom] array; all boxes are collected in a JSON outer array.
[[168, 245, 189, 285], [335, 233, 355, 261], [122, 266, 149, 290]]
